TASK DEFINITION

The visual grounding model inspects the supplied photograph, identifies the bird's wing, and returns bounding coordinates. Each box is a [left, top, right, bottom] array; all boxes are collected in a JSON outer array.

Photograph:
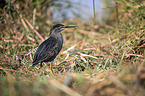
[[32, 37, 57, 65], [41, 42, 60, 62]]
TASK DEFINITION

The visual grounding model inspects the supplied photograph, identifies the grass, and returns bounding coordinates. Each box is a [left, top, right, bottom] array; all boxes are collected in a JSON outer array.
[[0, 0, 145, 96]]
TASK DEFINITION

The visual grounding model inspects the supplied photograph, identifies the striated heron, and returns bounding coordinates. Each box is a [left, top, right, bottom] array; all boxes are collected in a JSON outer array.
[[32, 24, 78, 71]]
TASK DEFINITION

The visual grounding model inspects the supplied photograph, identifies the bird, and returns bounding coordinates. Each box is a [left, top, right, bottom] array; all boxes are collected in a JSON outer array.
[[32, 24, 78, 71]]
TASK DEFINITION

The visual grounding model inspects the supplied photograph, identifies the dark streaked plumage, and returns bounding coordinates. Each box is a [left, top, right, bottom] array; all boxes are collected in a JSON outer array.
[[32, 24, 78, 67]]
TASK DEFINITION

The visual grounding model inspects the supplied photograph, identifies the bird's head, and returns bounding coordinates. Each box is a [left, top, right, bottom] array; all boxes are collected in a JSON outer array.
[[50, 24, 78, 35]]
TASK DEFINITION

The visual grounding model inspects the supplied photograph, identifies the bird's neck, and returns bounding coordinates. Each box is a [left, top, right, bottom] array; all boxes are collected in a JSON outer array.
[[50, 32, 63, 42]]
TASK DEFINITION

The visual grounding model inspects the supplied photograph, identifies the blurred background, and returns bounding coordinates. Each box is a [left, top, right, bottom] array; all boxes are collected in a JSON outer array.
[[0, 0, 145, 96]]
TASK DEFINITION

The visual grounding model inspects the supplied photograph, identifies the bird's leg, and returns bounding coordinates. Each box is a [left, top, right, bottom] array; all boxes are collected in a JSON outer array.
[[50, 61, 54, 74], [40, 62, 43, 68]]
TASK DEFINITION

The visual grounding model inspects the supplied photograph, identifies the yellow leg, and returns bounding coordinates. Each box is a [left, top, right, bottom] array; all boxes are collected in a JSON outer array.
[[50, 61, 54, 75]]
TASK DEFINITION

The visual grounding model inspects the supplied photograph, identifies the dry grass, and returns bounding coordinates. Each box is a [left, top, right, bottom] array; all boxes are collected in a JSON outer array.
[[0, 0, 145, 96]]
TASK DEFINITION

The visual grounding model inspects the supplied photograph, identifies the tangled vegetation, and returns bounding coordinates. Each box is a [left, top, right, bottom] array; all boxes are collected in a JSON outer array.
[[0, 0, 145, 96]]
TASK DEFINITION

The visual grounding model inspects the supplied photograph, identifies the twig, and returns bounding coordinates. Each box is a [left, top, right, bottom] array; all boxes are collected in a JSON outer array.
[[77, 53, 100, 59], [14, 6, 29, 32], [4, 6, 14, 35], [126, 54, 143, 57], [93, 0, 96, 24], [33, 8, 36, 26], [24, 18, 45, 41], [125, 42, 135, 53], [49, 79, 82, 96], [62, 40, 83, 54], [14, 5, 44, 41]]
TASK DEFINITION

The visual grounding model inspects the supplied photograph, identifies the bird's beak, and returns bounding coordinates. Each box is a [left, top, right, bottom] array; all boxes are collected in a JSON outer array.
[[62, 26, 78, 28]]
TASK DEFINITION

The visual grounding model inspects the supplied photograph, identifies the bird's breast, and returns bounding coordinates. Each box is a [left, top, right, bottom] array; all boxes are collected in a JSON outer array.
[[57, 33, 63, 45]]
